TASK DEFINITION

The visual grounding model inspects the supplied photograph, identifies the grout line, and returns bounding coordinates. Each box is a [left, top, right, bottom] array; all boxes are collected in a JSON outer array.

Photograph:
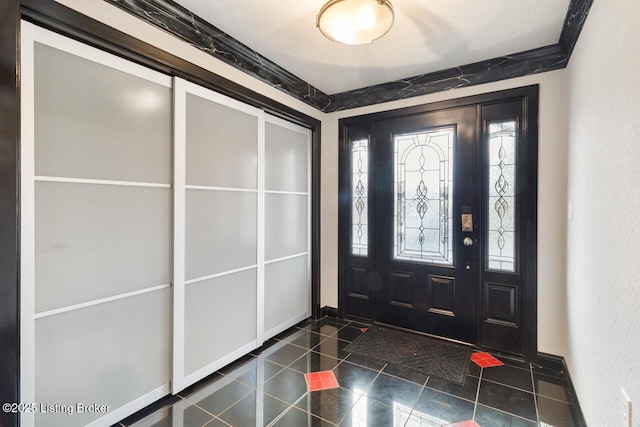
[[475, 402, 539, 425], [472, 367, 483, 420], [531, 363, 541, 424], [480, 377, 536, 394]]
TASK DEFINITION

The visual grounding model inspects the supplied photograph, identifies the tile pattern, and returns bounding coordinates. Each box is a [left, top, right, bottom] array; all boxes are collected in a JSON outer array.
[[471, 352, 504, 368], [117, 317, 586, 427], [305, 371, 340, 392]]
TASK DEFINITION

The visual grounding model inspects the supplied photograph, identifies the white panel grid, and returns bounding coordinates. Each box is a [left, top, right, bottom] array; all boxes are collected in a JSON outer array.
[[174, 77, 264, 393], [22, 24, 315, 421], [263, 114, 312, 339], [21, 21, 173, 427]]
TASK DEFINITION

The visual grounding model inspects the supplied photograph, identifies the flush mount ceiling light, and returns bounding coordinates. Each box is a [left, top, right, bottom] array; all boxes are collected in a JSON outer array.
[[316, 0, 394, 45]]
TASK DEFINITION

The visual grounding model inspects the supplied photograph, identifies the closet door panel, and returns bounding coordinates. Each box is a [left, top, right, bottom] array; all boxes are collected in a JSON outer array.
[[22, 23, 174, 427], [185, 189, 257, 280], [263, 116, 311, 339], [34, 289, 171, 427], [265, 122, 309, 193], [184, 269, 257, 375], [265, 256, 309, 332], [186, 93, 258, 189], [34, 42, 172, 183], [35, 182, 171, 313], [265, 193, 308, 261]]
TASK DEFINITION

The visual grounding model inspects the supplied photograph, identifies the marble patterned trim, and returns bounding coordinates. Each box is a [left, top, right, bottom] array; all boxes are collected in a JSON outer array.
[[326, 45, 566, 111], [560, 0, 594, 57], [103, 0, 591, 112], [104, 0, 331, 111]]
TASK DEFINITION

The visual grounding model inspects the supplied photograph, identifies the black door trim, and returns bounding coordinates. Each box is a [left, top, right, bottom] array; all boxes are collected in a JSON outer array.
[[1, 1, 322, 420], [338, 85, 538, 360]]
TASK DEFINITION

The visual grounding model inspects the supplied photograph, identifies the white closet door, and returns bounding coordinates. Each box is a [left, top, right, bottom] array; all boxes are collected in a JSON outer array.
[[263, 116, 312, 339], [173, 78, 263, 392], [21, 22, 172, 427]]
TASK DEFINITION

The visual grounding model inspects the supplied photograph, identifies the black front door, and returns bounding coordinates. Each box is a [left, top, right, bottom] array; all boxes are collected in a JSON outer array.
[[373, 107, 478, 343], [338, 86, 539, 359]]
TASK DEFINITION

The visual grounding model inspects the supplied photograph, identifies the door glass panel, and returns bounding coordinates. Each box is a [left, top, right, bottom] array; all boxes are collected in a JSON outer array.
[[487, 120, 516, 272], [351, 139, 369, 256], [394, 128, 454, 265]]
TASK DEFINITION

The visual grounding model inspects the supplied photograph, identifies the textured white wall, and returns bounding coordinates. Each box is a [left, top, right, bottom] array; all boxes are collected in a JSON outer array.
[[566, 0, 640, 424], [322, 71, 570, 357]]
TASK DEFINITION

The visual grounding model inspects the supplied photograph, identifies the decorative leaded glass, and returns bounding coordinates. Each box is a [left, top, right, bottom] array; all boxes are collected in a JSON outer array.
[[487, 120, 516, 272], [351, 139, 368, 256], [394, 128, 453, 265]]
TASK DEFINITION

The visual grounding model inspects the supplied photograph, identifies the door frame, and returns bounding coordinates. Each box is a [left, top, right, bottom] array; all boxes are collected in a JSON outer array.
[[338, 85, 539, 360]]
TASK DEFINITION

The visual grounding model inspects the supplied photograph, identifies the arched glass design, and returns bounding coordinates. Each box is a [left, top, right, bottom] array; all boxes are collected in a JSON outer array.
[[394, 128, 454, 264]]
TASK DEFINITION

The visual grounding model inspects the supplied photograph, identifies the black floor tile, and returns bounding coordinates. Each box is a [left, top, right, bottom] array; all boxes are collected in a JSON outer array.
[[116, 318, 587, 427], [289, 351, 341, 373], [344, 320, 372, 329], [365, 372, 423, 408], [271, 406, 337, 426], [467, 361, 482, 377], [477, 380, 537, 422], [259, 342, 309, 367], [426, 374, 479, 403], [295, 387, 361, 425], [314, 336, 352, 360], [128, 401, 215, 427], [222, 357, 284, 388], [532, 363, 566, 379], [481, 364, 534, 392], [534, 372, 571, 403], [339, 396, 398, 427], [332, 326, 365, 342], [263, 367, 309, 404], [217, 389, 289, 426], [281, 329, 328, 350], [332, 361, 379, 392], [537, 395, 581, 426], [474, 404, 537, 426], [202, 418, 231, 427], [410, 388, 474, 425], [300, 318, 345, 336], [186, 380, 253, 417]]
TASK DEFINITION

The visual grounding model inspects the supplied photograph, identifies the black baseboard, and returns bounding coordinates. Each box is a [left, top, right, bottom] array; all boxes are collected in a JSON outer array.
[[536, 351, 566, 373], [561, 357, 588, 427], [536, 352, 587, 427], [320, 306, 338, 318]]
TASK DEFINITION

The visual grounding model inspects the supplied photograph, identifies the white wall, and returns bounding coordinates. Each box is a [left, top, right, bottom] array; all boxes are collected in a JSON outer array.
[[566, 0, 640, 424], [322, 71, 570, 357]]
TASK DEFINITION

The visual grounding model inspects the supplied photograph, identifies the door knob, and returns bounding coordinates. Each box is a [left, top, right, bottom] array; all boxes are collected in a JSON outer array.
[[463, 237, 473, 246]]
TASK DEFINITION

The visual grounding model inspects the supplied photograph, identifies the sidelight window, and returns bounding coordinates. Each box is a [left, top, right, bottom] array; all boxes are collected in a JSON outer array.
[[487, 120, 517, 272], [351, 139, 369, 256]]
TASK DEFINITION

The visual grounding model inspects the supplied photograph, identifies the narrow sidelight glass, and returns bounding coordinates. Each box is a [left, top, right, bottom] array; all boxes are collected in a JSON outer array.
[[487, 120, 517, 272], [351, 139, 369, 256]]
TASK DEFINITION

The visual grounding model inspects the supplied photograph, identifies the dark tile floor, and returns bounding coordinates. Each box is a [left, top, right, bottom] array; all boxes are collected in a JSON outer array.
[[116, 317, 585, 427]]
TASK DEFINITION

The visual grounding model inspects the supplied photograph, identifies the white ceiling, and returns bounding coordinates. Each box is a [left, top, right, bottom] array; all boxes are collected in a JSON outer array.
[[173, 0, 571, 95]]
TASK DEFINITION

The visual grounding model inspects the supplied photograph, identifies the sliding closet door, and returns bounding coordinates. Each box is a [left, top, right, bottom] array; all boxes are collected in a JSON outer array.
[[20, 22, 172, 427], [263, 115, 312, 339], [173, 78, 262, 391]]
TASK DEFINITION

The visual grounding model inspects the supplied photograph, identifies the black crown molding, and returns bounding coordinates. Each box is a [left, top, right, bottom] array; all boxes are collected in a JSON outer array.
[[104, 0, 592, 113]]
